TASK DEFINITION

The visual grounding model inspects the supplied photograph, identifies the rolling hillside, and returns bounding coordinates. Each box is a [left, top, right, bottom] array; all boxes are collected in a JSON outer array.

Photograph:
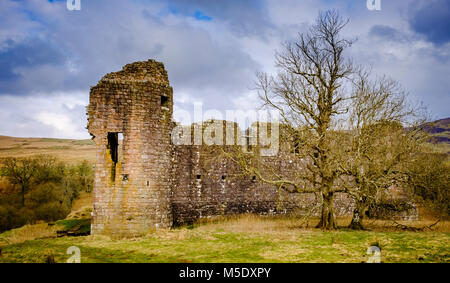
[[0, 135, 95, 164], [0, 117, 448, 162], [423, 118, 450, 144]]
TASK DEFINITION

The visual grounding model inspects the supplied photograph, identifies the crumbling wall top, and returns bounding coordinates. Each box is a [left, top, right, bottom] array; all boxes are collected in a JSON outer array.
[[99, 59, 170, 85]]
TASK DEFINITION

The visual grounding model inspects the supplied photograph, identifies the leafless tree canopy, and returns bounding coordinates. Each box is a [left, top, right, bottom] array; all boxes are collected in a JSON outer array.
[[229, 10, 429, 230], [258, 10, 354, 129]]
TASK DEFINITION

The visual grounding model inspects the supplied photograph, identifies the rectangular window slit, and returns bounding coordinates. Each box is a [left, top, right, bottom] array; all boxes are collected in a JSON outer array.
[[161, 95, 169, 108], [107, 132, 122, 182]]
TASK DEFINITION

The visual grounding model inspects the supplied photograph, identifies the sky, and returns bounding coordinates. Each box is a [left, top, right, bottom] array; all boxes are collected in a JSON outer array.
[[0, 0, 449, 139]]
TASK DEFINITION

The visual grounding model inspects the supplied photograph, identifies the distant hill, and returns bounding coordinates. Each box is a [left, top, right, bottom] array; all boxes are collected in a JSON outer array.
[[0, 135, 95, 164], [422, 118, 450, 144], [0, 118, 448, 163]]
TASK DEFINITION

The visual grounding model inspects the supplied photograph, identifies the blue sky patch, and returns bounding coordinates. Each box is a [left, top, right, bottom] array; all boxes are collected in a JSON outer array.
[[194, 10, 212, 21]]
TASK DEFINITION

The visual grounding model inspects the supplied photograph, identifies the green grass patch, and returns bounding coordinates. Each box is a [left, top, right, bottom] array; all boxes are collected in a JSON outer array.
[[46, 146, 72, 150], [71, 140, 95, 146], [0, 226, 448, 263], [37, 138, 69, 143], [56, 218, 91, 233]]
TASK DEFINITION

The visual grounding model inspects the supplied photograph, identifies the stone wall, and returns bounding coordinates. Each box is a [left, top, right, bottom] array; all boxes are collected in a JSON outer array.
[[88, 59, 417, 237], [170, 139, 356, 226], [87, 60, 173, 237]]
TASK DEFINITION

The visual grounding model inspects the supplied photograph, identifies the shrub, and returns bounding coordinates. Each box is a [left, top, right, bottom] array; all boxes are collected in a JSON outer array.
[[0, 156, 94, 232], [14, 207, 36, 227], [35, 202, 70, 222], [408, 153, 450, 216]]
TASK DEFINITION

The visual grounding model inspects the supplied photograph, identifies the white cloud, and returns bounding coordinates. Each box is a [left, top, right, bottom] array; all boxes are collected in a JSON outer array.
[[0, 0, 448, 140], [35, 112, 77, 138], [0, 91, 89, 139]]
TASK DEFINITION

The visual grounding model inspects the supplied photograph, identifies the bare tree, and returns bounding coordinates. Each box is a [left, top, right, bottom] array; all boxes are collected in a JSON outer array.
[[407, 151, 449, 217], [0, 157, 39, 207], [254, 10, 355, 229], [0, 155, 63, 207], [339, 71, 426, 229], [227, 10, 428, 230]]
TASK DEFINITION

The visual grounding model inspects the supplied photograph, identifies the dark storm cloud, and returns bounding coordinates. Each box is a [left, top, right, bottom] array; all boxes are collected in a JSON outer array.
[[166, 0, 274, 38], [409, 0, 450, 45], [0, 38, 66, 94], [0, 0, 260, 103], [369, 25, 407, 42], [0, 0, 448, 139]]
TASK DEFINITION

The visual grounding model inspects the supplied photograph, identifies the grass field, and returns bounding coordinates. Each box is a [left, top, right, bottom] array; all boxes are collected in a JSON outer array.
[[0, 134, 448, 263], [0, 215, 448, 263]]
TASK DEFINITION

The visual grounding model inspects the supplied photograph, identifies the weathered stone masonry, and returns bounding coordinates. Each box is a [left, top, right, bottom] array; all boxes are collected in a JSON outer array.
[[88, 60, 417, 237], [87, 60, 173, 236]]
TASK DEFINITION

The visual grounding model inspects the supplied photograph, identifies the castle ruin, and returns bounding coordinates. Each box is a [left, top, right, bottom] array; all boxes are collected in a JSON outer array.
[[87, 60, 417, 237]]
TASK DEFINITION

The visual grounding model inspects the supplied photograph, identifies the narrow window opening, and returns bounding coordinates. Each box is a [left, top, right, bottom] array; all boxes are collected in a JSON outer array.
[[108, 133, 119, 163], [196, 175, 201, 180], [147, 181, 150, 186], [221, 175, 226, 180], [107, 132, 120, 181], [161, 95, 169, 108], [252, 176, 256, 183]]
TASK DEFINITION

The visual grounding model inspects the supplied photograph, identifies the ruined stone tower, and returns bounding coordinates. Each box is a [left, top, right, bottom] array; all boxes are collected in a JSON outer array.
[[87, 59, 418, 237], [87, 60, 173, 237]]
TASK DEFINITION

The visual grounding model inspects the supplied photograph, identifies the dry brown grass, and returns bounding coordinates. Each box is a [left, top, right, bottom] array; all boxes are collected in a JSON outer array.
[[70, 191, 93, 213], [363, 218, 450, 232], [0, 223, 58, 246], [196, 214, 303, 233], [192, 214, 450, 234]]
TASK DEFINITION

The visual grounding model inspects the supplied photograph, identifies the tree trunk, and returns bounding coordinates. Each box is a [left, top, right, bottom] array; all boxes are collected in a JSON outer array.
[[348, 202, 367, 230], [316, 191, 337, 230], [21, 184, 25, 207]]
